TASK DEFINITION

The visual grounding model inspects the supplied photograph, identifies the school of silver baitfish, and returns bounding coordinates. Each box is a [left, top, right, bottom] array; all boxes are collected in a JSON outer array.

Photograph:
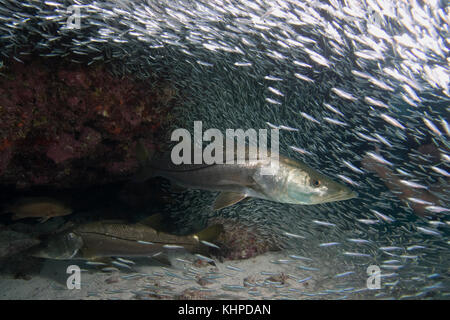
[[0, 0, 449, 299]]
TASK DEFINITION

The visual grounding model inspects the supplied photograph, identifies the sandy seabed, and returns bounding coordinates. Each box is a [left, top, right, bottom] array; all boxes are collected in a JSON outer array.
[[0, 251, 377, 300]]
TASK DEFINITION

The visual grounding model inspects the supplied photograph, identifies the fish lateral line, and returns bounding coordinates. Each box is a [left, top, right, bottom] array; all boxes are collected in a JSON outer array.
[[77, 231, 197, 246]]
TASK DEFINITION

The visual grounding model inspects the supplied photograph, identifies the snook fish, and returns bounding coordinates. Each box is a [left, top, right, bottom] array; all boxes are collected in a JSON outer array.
[[30, 216, 223, 260], [2, 197, 73, 223], [136, 141, 357, 210]]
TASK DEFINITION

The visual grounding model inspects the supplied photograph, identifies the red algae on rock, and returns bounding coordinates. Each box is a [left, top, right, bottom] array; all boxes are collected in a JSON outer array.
[[46, 133, 81, 164], [209, 217, 280, 261], [0, 59, 175, 188]]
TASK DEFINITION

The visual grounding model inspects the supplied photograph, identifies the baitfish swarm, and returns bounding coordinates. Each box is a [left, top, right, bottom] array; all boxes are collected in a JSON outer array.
[[0, 0, 449, 299]]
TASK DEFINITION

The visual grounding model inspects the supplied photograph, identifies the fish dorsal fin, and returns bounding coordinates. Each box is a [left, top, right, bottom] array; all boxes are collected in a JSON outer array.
[[194, 224, 224, 242], [139, 213, 163, 229], [213, 192, 248, 210]]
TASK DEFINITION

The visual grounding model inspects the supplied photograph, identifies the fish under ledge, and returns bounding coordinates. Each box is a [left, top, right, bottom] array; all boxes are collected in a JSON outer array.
[[29, 214, 224, 263]]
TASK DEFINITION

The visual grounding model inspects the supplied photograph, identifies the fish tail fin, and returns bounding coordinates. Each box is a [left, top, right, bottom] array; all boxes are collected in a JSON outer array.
[[132, 139, 157, 182], [194, 224, 224, 242]]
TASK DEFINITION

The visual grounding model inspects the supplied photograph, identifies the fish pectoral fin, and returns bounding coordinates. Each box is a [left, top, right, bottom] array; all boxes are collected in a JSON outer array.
[[195, 224, 224, 242], [213, 192, 248, 211]]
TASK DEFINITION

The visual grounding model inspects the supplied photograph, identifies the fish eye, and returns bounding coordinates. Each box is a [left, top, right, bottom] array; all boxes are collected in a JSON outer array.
[[312, 179, 321, 187]]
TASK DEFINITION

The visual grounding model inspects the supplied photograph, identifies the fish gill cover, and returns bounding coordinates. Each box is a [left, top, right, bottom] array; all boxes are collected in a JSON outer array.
[[0, 0, 449, 299]]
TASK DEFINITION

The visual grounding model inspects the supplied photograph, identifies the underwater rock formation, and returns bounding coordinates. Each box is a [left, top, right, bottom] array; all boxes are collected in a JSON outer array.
[[209, 217, 280, 260], [0, 0, 448, 300], [0, 59, 174, 188]]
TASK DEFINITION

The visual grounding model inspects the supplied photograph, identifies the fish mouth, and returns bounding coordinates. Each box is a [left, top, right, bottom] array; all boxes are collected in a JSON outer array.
[[320, 190, 358, 203]]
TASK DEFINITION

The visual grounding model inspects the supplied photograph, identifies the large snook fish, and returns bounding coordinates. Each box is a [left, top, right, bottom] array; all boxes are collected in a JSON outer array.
[[136, 141, 357, 210], [30, 215, 223, 260]]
